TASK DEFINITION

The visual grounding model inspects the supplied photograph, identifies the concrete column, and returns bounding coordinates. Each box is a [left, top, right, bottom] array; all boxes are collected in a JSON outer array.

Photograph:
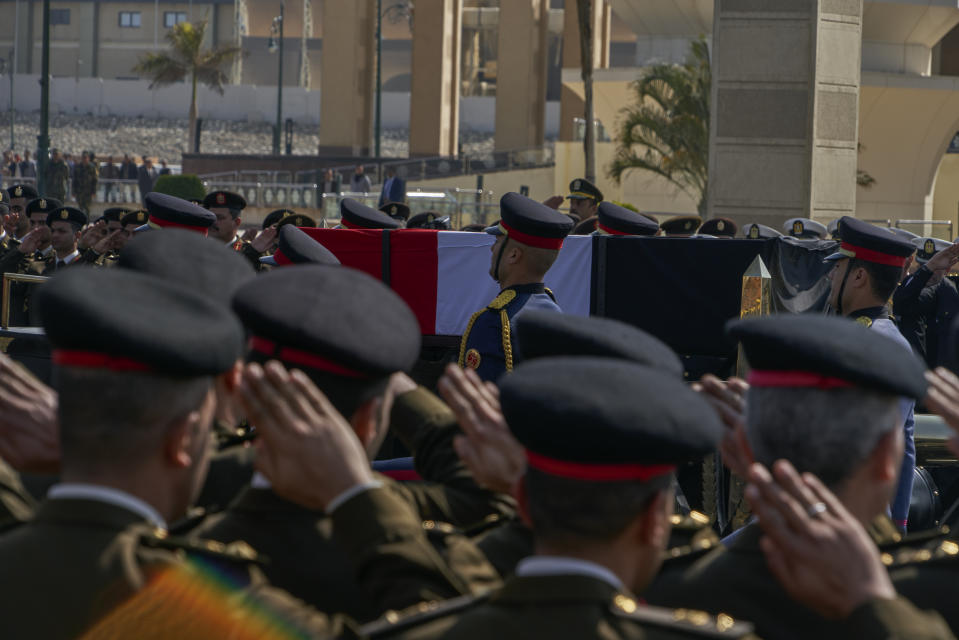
[[409, 0, 462, 157], [708, 0, 862, 227], [558, 0, 611, 142], [493, 0, 548, 152], [320, 0, 375, 155]]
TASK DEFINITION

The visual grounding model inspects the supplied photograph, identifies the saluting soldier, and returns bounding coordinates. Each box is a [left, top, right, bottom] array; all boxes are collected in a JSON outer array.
[[204, 190, 248, 247], [42, 206, 87, 273], [364, 356, 753, 639], [824, 216, 919, 531], [647, 314, 931, 639], [193, 265, 506, 619], [565, 178, 603, 221], [458, 192, 573, 382], [0, 198, 61, 325], [76, 207, 130, 266]]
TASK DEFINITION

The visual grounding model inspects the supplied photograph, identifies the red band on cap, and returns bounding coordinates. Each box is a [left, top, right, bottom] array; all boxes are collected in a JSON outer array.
[[249, 336, 368, 379], [272, 249, 292, 266], [747, 370, 855, 390], [840, 242, 907, 267], [526, 451, 676, 482], [53, 350, 151, 372], [598, 222, 630, 236], [340, 218, 361, 230], [149, 214, 209, 236], [501, 220, 565, 250]]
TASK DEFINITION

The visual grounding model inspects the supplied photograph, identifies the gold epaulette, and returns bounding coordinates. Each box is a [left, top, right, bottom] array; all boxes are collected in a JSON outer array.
[[361, 592, 489, 638], [883, 534, 959, 569], [609, 598, 755, 638], [488, 289, 517, 310], [458, 290, 519, 370], [137, 527, 260, 566]]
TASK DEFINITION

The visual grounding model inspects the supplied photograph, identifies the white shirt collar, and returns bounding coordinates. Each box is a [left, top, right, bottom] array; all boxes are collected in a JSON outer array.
[[0, 230, 6, 242], [250, 471, 272, 489], [58, 249, 80, 265], [40, 245, 53, 257], [515, 556, 625, 590], [47, 483, 168, 529]]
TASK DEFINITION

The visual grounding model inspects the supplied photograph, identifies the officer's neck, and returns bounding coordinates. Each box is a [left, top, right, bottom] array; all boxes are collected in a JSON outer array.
[[60, 464, 186, 524], [534, 536, 655, 595], [840, 291, 886, 318], [498, 269, 547, 291], [54, 244, 77, 260]]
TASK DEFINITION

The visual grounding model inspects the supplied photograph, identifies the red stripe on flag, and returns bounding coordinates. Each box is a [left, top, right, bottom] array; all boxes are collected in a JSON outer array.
[[304, 229, 385, 280], [390, 230, 438, 335]]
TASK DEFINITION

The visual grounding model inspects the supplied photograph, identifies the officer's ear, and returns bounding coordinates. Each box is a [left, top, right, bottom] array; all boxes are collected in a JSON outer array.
[[634, 488, 671, 549], [867, 426, 903, 485], [506, 243, 523, 265], [350, 395, 388, 458]]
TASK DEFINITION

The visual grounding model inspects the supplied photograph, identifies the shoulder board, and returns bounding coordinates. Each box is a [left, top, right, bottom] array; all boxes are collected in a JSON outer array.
[[136, 528, 260, 566], [463, 513, 506, 537], [662, 540, 717, 566], [544, 287, 557, 302], [609, 599, 755, 638], [361, 592, 489, 638], [876, 523, 949, 553], [167, 507, 215, 536], [421, 519, 458, 535], [487, 289, 517, 310], [885, 537, 959, 569]]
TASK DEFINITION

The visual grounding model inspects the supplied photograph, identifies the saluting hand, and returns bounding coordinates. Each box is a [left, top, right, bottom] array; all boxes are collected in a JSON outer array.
[[2, 211, 19, 238], [238, 361, 375, 511], [692, 374, 754, 478], [746, 460, 896, 620], [438, 364, 525, 495], [926, 242, 959, 273], [924, 367, 959, 457], [0, 353, 59, 473], [251, 226, 279, 254]]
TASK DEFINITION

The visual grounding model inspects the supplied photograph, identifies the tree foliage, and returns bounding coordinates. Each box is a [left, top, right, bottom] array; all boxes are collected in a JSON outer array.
[[609, 39, 711, 215]]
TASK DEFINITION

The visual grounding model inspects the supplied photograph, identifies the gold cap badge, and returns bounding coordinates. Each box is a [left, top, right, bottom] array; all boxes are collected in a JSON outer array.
[[216, 193, 226, 205], [390, 206, 397, 214], [39, 199, 46, 209], [717, 220, 725, 232], [573, 180, 581, 190], [749, 226, 759, 239], [60, 209, 69, 220], [793, 221, 804, 235], [13, 186, 22, 196], [684, 221, 692, 230], [925, 239, 935, 255]]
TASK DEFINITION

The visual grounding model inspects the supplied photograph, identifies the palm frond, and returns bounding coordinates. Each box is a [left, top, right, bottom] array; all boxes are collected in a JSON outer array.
[[132, 53, 187, 87]]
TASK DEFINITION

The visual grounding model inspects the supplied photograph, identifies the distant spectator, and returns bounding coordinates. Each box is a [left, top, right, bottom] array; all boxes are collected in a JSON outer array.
[[378, 165, 406, 207], [137, 156, 158, 204], [8, 153, 21, 179], [64, 153, 76, 181], [46, 149, 70, 202], [73, 151, 99, 215], [100, 155, 119, 202], [158, 159, 171, 176], [120, 154, 138, 180], [18, 151, 36, 179], [321, 168, 341, 195], [349, 165, 372, 193]]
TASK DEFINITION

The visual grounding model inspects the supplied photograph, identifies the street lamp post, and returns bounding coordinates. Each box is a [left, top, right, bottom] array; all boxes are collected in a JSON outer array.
[[374, 0, 382, 159], [269, 2, 284, 155], [37, 0, 51, 196]]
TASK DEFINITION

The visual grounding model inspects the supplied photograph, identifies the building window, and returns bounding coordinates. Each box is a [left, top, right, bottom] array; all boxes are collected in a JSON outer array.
[[50, 9, 70, 25], [119, 12, 141, 28], [164, 12, 187, 28]]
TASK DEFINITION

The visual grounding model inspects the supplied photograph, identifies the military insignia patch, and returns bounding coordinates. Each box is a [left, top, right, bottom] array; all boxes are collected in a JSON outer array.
[[39, 199, 46, 209], [717, 221, 725, 232], [573, 180, 581, 191], [925, 239, 935, 255], [60, 209, 69, 220], [465, 349, 481, 369], [13, 186, 21, 197], [216, 193, 226, 205], [138, 212, 146, 222], [684, 221, 692, 230], [749, 226, 759, 239], [856, 316, 873, 328], [793, 221, 804, 235]]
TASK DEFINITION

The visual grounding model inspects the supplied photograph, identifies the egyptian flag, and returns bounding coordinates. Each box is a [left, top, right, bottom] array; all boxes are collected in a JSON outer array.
[[302, 229, 592, 335]]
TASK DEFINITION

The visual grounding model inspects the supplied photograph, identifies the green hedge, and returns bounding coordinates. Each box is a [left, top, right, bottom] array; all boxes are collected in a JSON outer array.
[[152, 174, 206, 201]]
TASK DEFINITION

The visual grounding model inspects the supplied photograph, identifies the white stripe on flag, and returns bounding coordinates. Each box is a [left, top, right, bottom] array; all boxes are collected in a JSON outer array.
[[436, 232, 592, 335]]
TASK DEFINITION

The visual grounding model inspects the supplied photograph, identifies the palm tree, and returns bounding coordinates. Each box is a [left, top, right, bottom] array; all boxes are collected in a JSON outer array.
[[609, 38, 710, 215], [133, 21, 241, 150]]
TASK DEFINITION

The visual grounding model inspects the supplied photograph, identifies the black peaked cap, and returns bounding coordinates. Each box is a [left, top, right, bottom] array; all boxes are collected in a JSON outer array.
[[121, 210, 149, 227], [826, 216, 915, 266], [37, 268, 244, 376], [341, 198, 401, 229], [727, 314, 927, 400], [119, 228, 255, 306], [699, 218, 738, 238], [7, 184, 38, 200], [26, 197, 63, 216], [277, 213, 316, 229], [233, 265, 421, 378], [488, 192, 573, 246], [567, 178, 603, 202], [263, 209, 296, 229], [145, 193, 216, 230], [500, 357, 722, 467], [407, 212, 451, 230], [0, 203, 8, 216], [596, 202, 658, 236], [660, 216, 702, 236], [266, 225, 340, 266], [380, 201, 411, 221], [204, 191, 247, 211], [514, 311, 683, 379], [46, 206, 88, 227], [102, 207, 130, 223]]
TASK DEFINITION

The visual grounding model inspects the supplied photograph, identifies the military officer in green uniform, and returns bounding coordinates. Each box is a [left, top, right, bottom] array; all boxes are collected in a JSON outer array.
[[72, 151, 98, 215], [45, 148, 70, 203], [363, 356, 754, 639], [0, 266, 508, 638], [646, 314, 933, 639], [193, 265, 508, 619], [458, 192, 573, 383]]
